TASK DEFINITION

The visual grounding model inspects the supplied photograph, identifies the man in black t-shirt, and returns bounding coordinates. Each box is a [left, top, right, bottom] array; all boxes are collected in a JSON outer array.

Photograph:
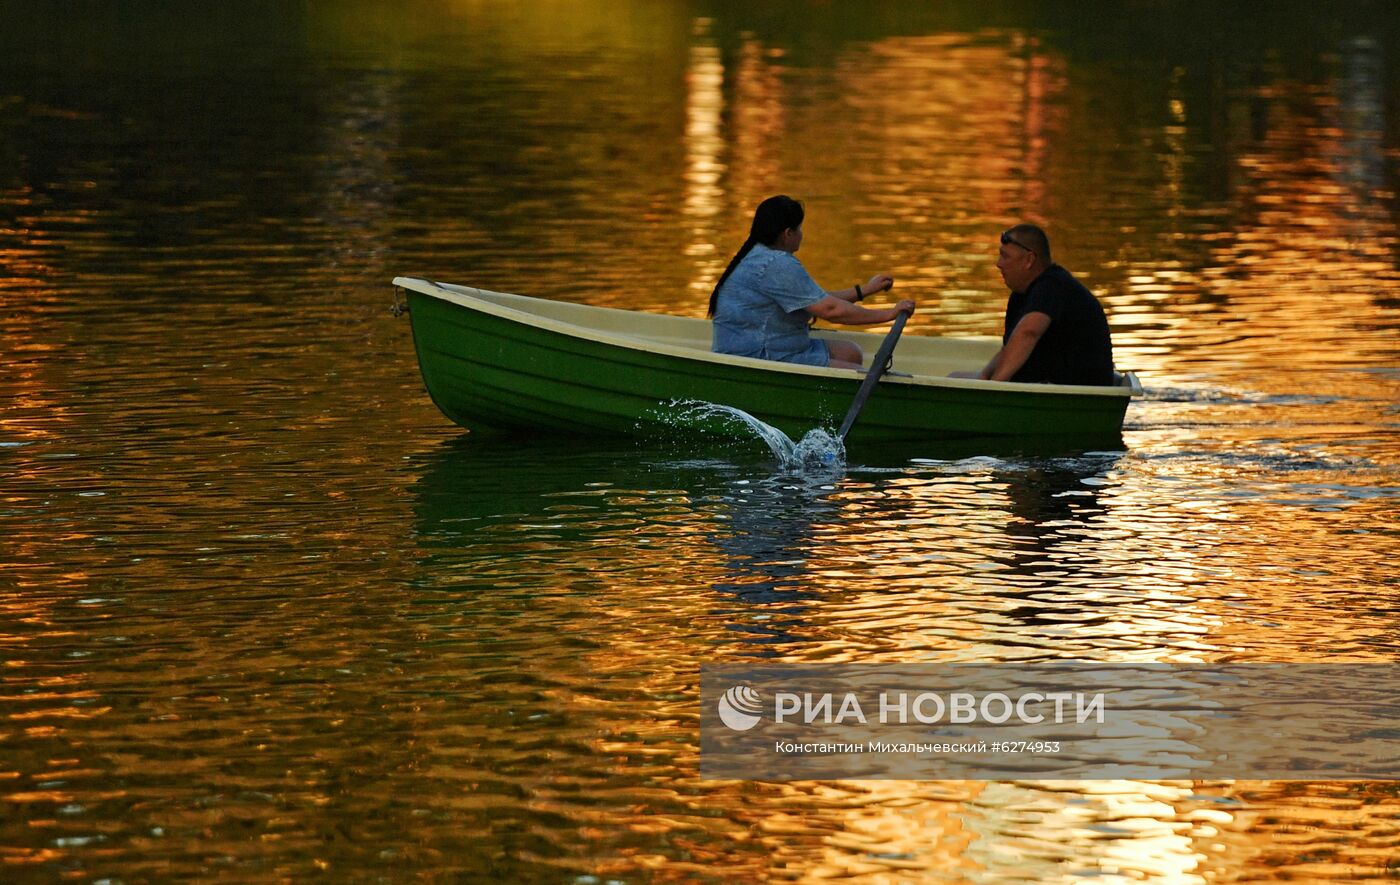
[[971, 224, 1115, 386]]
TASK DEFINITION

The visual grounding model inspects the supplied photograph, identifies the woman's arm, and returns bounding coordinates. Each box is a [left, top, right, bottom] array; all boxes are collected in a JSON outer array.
[[808, 295, 914, 325], [830, 273, 896, 304]]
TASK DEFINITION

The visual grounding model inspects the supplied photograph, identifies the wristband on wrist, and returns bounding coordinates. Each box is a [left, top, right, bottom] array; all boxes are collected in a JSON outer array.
[[854, 283, 863, 301]]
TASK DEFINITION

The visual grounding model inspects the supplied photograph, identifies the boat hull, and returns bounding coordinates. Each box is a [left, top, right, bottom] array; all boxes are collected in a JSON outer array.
[[399, 279, 1138, 444]]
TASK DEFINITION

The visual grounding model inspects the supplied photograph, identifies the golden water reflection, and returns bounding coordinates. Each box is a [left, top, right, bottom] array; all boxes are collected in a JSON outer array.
[[2, 1, 1398, 881], [392, 437, 1398, 879]]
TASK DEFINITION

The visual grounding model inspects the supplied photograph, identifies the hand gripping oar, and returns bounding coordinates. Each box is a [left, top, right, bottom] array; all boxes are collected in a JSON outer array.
[[837, 309, 911, 442]]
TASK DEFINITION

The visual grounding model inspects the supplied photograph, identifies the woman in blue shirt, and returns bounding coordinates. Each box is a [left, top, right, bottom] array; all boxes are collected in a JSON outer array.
[[709, 196, 914, 369]]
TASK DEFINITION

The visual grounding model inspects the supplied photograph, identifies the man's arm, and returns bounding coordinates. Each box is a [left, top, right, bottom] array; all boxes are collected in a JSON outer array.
[[981, 311, 1051, 381]]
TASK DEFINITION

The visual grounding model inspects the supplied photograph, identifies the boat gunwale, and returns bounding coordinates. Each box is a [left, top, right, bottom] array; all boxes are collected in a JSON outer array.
[[393, 276, 1142, 399]]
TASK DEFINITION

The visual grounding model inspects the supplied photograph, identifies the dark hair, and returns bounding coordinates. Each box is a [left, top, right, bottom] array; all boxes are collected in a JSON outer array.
[[1004, 223, 1052, 264], [707, 195, 806, 317]]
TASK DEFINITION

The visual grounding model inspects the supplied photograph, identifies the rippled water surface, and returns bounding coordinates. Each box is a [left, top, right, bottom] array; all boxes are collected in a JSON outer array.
[[3, 2, 1400, 881]]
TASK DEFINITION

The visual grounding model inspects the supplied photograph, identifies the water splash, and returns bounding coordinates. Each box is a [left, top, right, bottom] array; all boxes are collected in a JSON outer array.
[[659, 400, 845, 471]]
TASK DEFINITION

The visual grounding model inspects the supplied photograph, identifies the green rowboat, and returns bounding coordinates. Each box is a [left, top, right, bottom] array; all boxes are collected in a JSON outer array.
[[393, 276, 1141, 444]]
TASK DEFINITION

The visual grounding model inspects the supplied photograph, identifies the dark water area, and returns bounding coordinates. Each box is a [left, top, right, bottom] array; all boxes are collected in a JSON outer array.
[[3, 1, 1400, 881]]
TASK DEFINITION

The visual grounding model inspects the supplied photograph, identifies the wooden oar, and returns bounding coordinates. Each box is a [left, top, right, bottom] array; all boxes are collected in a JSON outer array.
[[837, 309, 911, 442]]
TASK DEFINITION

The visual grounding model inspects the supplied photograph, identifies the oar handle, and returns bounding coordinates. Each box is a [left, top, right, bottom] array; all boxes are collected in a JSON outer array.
[[872, 309, 910, 371], [836, 309, 911, 442]]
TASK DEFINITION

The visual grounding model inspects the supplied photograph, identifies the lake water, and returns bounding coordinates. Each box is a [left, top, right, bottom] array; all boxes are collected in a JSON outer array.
[[3, 2, 1399, 881]]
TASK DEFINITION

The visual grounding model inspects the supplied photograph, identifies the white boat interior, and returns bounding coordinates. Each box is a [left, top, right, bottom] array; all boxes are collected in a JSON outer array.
[[396, 277, 1140, 396]]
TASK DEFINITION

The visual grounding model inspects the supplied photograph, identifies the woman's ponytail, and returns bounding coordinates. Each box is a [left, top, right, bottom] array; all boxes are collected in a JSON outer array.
[[708, 236, 757, 317]]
